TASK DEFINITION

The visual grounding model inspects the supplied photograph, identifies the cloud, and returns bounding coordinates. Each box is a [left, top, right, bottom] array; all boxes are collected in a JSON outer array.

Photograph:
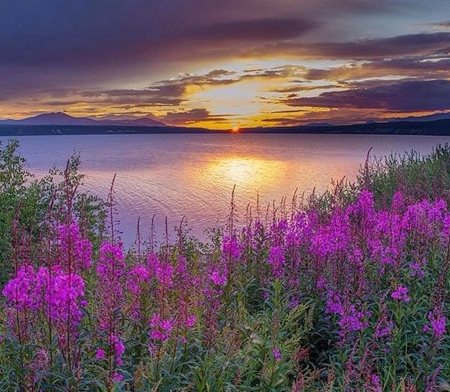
[[242, 32, 450, 60], [431, 21, 450, 30], [205, 69, 236, 78], [309, 0, 414, 15], [286, 80, 450, 112], [305, 58, 450, 81], [78, 70, 243, 108], [0, 0, 410, 88], [0, 2, 319, 75], [185, 17, 318, 42], [2, 0, 450, 125], [162, 108, 230, 125], [81, 86, 185, 107], [40, 100, 86, 107], [271, 84, 339, 93], [77, 66, 301, 110]]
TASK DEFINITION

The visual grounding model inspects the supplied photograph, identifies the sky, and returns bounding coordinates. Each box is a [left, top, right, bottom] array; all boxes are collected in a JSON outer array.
[[1, 0, 450, 129]]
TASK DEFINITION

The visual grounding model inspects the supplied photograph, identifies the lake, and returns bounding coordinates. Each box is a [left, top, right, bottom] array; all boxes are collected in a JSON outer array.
[[2, 133, 450, 246]]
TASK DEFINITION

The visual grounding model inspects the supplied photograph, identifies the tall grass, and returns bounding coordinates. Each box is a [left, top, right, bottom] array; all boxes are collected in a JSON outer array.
[[0, 140, 450, 391]]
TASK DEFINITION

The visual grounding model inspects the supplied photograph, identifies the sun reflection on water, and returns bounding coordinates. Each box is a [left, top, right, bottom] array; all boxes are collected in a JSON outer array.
[[204, 156, 287, 190]]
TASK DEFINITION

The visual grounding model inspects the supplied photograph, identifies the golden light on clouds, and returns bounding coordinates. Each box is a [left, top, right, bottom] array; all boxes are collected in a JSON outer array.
[[1, 0, 450, 128]]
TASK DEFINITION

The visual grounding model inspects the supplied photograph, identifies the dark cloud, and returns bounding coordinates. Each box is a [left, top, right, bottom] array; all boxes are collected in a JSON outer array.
[[0, 1, 319, 78], [271, 84, 339, 93], [79, 70, 243, 108], [311, 0, 413, 15], [81, 87, 185, 107], [243, 32, 450, 60], [0, 1, 191, 68], [205, 69, 236, 78], [41, 100, 85, 107], [186, 17, 318, 42], [162, 108, 230, 125], [305, 58, 450, 81], [308, 33, 450, 59], [286, 80, 450, 112], [1, 0, 408, 94]]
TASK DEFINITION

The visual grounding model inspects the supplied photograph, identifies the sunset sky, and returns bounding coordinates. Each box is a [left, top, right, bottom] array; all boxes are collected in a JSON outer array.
[[1, 0, 450, 129]]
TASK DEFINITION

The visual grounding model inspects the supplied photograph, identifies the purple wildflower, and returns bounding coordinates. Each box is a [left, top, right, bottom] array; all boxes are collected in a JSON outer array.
[[267, 246, 286, 278], [147, 253, 173, 288], [409, 261, 425, 278], [149, 314, 174, 341], [338, 305, 368, 333], [325, 291, 344, 316], [364, 373, 382, 392], [391, 286, 410, 302], [126, 264, 150, 295], [185, 315, 197, 328], [316, 277, 327, 291], [95, 348, 106, 360], [222, 235, 240, 260], [110, 334, 125, 366], [2, 265, 41, 311], [209, 267, 227, 286], [272, 347, 282, 362], [423, 307, 446, 339], [57, 222, 92, 271], [374, 321, 393, 339], [112, 372, 123, 383]]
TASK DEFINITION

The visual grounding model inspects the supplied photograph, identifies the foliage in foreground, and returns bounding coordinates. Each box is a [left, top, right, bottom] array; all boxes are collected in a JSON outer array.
[[0, 139, 106, 286], [0, 140, 450, 391]]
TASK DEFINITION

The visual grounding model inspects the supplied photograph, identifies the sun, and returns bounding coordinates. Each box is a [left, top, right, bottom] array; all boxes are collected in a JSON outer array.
[[231, 125, 240, 133]]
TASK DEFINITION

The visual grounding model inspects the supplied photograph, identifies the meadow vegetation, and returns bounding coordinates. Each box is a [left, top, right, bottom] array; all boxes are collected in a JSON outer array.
[[0, 139, 449, 391]]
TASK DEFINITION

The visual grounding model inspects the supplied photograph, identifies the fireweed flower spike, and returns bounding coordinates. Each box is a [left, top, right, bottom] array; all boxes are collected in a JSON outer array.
[[272, 347, 282, 362], [57, 222, 93, 271], [423, 307, 447, 339], [95, 348, 106, 361], [390, 286, 410, 303], [95, 241, 126, 383]]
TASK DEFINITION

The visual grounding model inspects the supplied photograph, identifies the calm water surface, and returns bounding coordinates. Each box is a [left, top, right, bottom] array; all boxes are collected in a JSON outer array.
[[3, 133, 450, 245]]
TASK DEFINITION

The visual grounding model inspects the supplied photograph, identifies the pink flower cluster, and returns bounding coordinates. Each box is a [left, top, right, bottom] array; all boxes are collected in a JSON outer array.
[[267, 246, 286, 278], [3, 265, 86, 327], [148, 253, 173, 288], [2, 265, 41, 311], [325, 291, 368, 336], [57, 222, 92, 271], [423, 307, 446, 339], [149, 314, 175, 341], [209, 266, 228, 286], [222, 235, 241, 260], [126, 264, 150, 296], [110, 334, 125, 366], [390, 286, 410, 303]]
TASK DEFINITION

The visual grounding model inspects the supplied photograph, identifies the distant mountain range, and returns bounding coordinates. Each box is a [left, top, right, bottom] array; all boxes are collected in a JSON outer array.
[[304, 112, 450, 127], [386, 112, 450, 123], [2, 111, 450, 128], [1, 111, 450, 136], [0, 112, 166, 127]]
